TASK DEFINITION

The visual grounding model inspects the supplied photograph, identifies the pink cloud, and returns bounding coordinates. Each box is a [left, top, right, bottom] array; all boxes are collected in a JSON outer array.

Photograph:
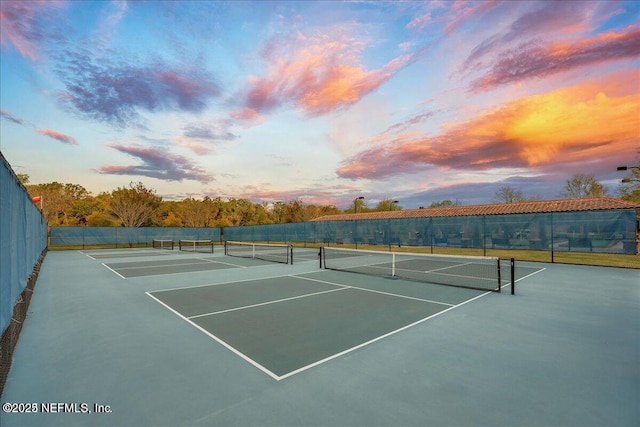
[[0, 1, 65, 61], [0, 109, 26, 125], [36, 128, 78, 145], [229, 107, 265, 127], [175, 137, 212, 155], [338, 70, 640, 179], [470, 25, 640, 92], [209, 183, 362, 208], [458, 1, 602, 77], [384, 110, 434, 135], [444, 0, 499, 35]]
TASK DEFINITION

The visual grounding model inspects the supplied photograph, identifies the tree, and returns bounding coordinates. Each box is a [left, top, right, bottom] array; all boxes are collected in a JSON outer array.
[[170, 197, 223, 227], [494, 186, 525, 203], [70, 197, 104, 225], [86, 192, 117, 226], [269, 201, 286, 224], [375, 199, 402, 211], [302, 204, 340, 219], [162, 212, 183, 227], [429, 199, 461, 208], [283, 199, 305, 223], [318, 205, 341, 217], [109, 182, 162, 227], [562, 174, 608, 198], [345, 198, 368, 214], [618, 162, 640, 203], [26, 181, 90, 225], [85, 211, 118, 227], [219, 198, 268, 226], [178, 198, 212, 227]]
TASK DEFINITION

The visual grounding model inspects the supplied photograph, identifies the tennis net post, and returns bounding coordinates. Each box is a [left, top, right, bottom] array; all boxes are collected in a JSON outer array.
[[497, 258, 501, 293], [511, 258, 515, 295]]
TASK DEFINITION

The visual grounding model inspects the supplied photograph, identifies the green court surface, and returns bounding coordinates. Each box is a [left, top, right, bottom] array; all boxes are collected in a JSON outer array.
[[149, 275, 464, 379], [104, 256, 239, 278], [1, 247, 638, 427]]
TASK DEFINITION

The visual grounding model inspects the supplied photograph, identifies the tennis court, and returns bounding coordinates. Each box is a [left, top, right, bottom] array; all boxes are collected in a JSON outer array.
[[148, 274, 485, 380], [1, 245, 638, 427]]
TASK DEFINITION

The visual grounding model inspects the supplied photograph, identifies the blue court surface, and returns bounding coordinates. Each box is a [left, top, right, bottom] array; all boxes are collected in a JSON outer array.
[[1, 247, 638, 427]]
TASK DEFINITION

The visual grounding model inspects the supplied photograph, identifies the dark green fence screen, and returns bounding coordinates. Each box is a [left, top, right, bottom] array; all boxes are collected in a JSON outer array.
[[50, 227, 221, 248], [1, 152, 48, 396], [1, 153, 48, 335], [224, 210, 637, 255]]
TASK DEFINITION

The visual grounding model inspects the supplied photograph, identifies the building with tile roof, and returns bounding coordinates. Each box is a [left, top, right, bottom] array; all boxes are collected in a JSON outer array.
[[312, 197, 640, 221], [310, 197, 640, 222], [305, 197, 639, 255], [222, 197, 638, 256]]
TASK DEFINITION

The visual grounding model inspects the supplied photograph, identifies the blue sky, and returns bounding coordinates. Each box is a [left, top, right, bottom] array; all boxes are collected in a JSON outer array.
[[1, 1, 638, 209]]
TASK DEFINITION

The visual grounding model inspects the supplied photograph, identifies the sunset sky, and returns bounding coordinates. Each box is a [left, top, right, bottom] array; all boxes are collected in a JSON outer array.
[[1, 0, 638, 209]]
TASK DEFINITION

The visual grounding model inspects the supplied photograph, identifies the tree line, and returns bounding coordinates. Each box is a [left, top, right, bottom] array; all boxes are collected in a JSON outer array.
[[19, 178, 402, 227], [21, 180, 336, 227], [18, 169, 639, 228]]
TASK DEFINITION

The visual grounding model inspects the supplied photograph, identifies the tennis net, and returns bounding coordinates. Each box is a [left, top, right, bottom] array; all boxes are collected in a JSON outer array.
[[225, 241, 292, 264], [320, 247, 507, 292], [178, 240, 214, 254], [152, 239, 174, 250]]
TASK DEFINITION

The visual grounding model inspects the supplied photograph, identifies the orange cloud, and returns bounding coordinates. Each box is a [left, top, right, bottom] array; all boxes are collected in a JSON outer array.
[[229, 107, 265, 127], [338, 70, 639, 179], [240, 29, 422, 117], [296, 64, 391, 114]]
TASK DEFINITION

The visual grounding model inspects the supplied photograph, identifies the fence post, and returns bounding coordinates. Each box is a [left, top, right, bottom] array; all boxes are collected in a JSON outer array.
[[550, 213, 554, 263]]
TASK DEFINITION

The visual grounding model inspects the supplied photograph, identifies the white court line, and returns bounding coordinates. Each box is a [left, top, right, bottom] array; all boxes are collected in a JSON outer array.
[[145, 291, 282, 381], [80, 249, 172, 261], [148, 273, 483, 380], [514, 267, 547, 284], [199, 259, 246, 268], [294, 275, 455, 307], [495, 265, 547, 291], [102, 258, 249, 280], [517, 267, 546, 281], [101, 262, 126, 279], [149, 269, 324, 293], [421, 261, 473, 273], [188, 286, 349, 319], [121, 260, 284, 280], [334, 262, 498, 287], [81, 248, 156, 255], [277, 290, 491, 380], [112, 259, 225, 271]]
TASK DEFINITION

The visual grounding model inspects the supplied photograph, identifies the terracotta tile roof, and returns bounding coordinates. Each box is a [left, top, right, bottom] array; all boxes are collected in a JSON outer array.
[[310, 197, 640, 222]]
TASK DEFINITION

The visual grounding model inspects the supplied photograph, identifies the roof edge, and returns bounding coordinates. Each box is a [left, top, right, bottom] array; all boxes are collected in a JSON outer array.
[[309, 197, 640, 222]]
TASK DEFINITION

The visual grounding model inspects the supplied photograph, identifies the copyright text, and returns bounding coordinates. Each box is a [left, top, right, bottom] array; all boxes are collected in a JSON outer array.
[[2, 402, 112, 414]]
